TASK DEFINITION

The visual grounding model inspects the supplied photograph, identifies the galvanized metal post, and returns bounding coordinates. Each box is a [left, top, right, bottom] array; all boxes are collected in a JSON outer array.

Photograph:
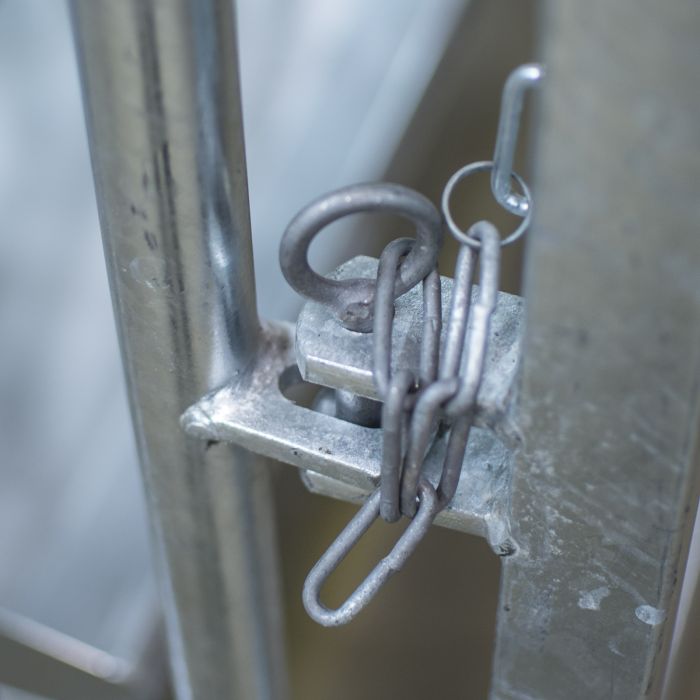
[[491, 1, 700, 698], [70, 2, 289, 699]]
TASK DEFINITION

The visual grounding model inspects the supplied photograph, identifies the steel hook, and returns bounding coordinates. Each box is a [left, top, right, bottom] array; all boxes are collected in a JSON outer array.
[[280, 183, 442, 332], [491, 62, 545, 217]]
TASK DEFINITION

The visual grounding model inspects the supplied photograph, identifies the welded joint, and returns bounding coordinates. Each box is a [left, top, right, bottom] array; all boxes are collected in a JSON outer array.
[[181, 256, 525, 554]]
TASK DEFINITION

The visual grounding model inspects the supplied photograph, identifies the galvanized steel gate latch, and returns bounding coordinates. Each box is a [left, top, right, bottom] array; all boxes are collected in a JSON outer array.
[[182, 64, 545, 626]]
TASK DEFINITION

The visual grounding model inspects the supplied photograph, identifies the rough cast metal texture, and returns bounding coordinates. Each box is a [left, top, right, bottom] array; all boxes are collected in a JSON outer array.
[[297, 256, 523, 434], [182, 256, 524, 552], [490, 2, 700, 699]]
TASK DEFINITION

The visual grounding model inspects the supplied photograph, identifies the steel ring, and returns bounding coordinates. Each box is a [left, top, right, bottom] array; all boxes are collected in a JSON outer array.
[[280, 183, 443, 332], [441, 160, 532, 249]]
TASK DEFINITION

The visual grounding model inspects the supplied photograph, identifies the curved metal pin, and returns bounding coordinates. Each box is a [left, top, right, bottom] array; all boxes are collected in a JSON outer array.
[[302, 481, 440, 627], [491, 63, 545, 217]]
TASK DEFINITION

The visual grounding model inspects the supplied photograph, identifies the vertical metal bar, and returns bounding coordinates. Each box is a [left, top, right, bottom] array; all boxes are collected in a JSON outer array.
[[0, 608, 139, 700], [491, 1, 700, 699], [663, 573, 700, 698], [70, 2, 288, 699]]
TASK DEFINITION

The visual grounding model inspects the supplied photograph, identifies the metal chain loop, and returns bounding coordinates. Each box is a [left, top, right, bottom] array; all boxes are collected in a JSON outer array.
[[302, 221, 501, 626], [379, 370, 415, 523], [399, 222, 500, 516], [302, 480, 439, 627], [372, 237, 442, 522], [293, 63, 542, 626]]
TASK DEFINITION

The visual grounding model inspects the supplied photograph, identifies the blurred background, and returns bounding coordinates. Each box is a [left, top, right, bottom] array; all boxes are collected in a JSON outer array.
[[0, 1, 696, 699]]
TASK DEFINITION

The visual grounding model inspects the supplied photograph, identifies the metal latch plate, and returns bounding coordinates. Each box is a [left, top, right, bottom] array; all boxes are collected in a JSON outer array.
[[182, 256, 523, 551]]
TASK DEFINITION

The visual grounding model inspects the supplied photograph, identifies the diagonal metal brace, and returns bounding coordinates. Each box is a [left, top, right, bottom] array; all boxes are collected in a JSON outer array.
[[181, 256, 524, 554]]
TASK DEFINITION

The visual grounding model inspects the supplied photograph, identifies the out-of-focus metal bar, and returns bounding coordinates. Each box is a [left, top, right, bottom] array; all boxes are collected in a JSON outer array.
[[0, 608, 148, 700], [70, 2, 288, 699], [491, 2, 700, 698]]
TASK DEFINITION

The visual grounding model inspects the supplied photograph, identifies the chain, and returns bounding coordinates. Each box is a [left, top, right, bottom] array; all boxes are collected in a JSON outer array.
[[373, 238, 442, 522], [281, 63, 545, 627]]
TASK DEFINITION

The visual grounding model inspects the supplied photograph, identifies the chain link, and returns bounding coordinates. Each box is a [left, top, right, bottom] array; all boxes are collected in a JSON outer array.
[[373, 237, 443, 522], [284, 63, 544, 626]]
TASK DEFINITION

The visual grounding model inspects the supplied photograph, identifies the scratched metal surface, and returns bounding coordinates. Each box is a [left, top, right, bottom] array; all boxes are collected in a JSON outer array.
[[297, 255, 524, 434], [490, 1, 700, 698], [182, 261, 518, 550]]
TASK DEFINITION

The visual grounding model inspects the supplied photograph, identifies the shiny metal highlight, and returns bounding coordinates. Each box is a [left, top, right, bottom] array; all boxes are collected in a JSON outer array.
[[491, 63, 545, 216]]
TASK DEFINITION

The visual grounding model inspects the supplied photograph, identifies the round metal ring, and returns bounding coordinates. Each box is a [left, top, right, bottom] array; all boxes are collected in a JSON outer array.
[[280, 183, 442, 332], [441, 160, 532, 249]]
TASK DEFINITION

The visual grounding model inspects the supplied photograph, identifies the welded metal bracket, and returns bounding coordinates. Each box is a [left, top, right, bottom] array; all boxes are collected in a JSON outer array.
[[182, 256, 524, 554]]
